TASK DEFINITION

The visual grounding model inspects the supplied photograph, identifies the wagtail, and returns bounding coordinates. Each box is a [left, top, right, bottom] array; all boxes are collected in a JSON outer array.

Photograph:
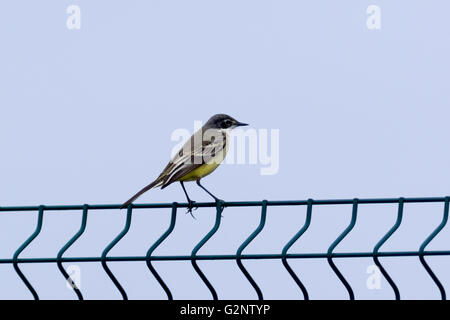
[[121, 114, 248, 215]]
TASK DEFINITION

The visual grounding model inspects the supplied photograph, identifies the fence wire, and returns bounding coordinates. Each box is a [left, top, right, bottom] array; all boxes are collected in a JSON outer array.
[[0, 196, 449, 300]]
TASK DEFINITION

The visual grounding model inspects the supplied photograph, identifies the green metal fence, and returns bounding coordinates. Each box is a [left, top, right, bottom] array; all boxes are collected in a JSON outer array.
[[1, 196, 449, 300]]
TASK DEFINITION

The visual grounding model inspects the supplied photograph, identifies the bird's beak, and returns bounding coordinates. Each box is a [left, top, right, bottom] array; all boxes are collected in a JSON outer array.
[[235, 122, 249, 127]]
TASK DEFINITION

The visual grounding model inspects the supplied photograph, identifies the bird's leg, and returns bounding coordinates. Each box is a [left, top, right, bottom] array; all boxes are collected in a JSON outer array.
[[196, 179, 223, 202], [180, 181, 197, 218], [196, 180, 225, 218]]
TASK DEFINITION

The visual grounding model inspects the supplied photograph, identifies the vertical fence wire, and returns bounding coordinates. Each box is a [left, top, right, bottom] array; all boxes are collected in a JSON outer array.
[[56, 204, 88, 300], [190, 201, 224, 300], [373, 198, 404, 300], [236, 200, 268, 300], [12, 205, 44, 300], [101, 206, 133, 300], [327, 199, 358, 300], [418, 197, 449, 300], [281, 199, 313, 300], [146, 203, 178, 300]]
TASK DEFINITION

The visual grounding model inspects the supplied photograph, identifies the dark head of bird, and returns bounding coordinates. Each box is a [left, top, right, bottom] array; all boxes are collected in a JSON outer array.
[[204, 114, 249, 130]]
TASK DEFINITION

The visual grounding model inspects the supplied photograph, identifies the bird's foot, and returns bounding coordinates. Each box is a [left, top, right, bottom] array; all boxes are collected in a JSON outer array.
[[186, 200, 198, 219], [214, 199, 225, 217]]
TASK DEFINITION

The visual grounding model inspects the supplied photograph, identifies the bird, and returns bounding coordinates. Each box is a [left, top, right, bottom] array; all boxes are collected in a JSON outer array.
[[121, 114, 248, 215]]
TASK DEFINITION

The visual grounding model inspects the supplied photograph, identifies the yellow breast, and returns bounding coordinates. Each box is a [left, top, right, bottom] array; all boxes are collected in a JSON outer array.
[[179, 146, 228, 182]]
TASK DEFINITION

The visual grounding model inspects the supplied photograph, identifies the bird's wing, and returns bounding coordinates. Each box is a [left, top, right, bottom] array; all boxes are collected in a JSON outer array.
[[120, 129, 226, 207], [159, 129, 227, 188]]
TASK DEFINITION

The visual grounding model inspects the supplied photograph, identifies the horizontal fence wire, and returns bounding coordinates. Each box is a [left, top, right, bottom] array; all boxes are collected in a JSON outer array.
[[0, 196, 449, 300]]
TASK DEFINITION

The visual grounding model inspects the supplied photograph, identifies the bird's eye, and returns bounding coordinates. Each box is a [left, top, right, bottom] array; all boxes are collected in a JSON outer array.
[[221, 120, 232, 128]]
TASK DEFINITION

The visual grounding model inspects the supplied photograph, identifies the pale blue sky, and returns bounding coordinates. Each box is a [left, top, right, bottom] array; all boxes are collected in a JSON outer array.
[[1, 0, 450, 299]]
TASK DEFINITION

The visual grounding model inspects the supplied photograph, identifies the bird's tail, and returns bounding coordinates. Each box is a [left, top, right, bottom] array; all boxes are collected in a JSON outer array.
[[120, 179, 162, 209]]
